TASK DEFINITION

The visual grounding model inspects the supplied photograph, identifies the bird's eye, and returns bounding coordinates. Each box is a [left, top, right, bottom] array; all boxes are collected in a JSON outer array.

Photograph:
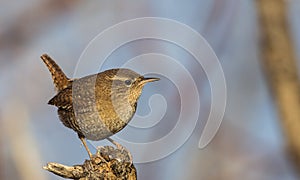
[[124, 79, 132, 86]]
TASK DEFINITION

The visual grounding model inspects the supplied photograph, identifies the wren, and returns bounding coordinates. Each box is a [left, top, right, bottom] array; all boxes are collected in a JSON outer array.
[[41, 54, 159, 159]]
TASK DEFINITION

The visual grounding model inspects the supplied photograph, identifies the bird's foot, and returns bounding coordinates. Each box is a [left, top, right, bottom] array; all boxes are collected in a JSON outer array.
[[107, 138, 133, 164]]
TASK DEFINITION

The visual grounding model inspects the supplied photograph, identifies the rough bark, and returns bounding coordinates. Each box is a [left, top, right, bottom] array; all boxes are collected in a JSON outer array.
[[44, 146, 136, 180], [256, 0, 300, 164]]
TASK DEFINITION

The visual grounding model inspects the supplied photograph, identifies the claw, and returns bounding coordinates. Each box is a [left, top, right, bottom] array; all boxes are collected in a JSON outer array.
[[107, 137, 133, 163]]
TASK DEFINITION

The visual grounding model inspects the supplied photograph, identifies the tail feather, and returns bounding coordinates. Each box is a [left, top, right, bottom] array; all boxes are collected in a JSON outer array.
[[41, 54, 71, 91]]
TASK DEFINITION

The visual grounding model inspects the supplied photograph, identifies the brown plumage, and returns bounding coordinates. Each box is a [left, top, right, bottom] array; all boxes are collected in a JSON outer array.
[[41, 54, 159, 159], [41, 54, 71, 91]]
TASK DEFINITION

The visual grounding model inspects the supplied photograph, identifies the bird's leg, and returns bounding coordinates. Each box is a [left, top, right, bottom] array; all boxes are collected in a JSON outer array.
[[107, 137, 133, 163], [78, 135, 93, 159]]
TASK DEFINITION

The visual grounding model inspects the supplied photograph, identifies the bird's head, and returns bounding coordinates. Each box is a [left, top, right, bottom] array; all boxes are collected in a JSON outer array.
[[104, 68, 159, 106]]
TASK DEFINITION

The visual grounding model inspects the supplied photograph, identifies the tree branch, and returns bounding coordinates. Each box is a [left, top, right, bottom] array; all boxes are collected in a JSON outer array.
[[44, 146, 136, 179], [256, 0, 300, 165]]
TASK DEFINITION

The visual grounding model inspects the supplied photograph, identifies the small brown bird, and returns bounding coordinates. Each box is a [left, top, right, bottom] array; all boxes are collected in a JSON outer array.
[[41, 54, 159, 159]]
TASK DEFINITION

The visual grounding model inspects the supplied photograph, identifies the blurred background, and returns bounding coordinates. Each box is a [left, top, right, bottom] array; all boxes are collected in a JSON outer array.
[[1, 0, 300, 179]]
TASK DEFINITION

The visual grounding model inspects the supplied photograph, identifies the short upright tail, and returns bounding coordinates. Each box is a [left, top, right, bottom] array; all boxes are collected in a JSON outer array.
[[41, 54, 71, 91]]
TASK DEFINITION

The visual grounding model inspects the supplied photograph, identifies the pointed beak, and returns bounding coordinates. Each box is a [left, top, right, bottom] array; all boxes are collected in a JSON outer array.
[[141, 77, 160, 83]]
